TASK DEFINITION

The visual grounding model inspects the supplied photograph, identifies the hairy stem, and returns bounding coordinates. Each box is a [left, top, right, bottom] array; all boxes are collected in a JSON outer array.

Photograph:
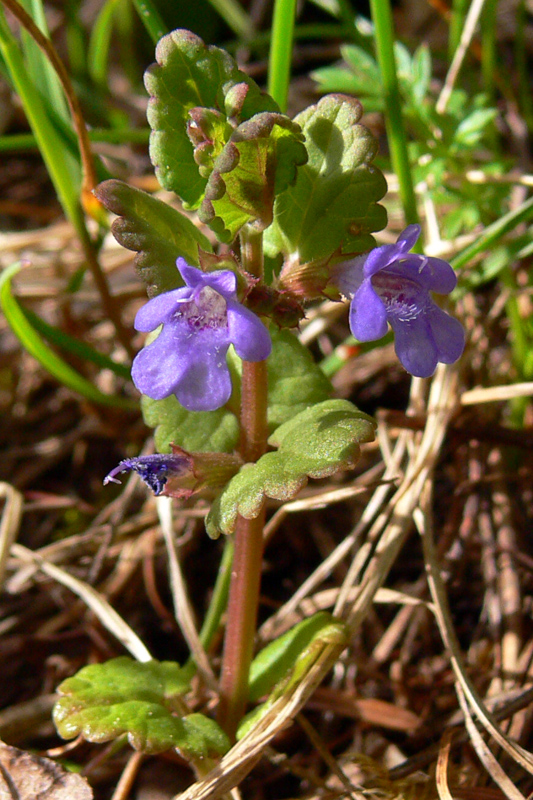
[[219, 228, 268, 738]]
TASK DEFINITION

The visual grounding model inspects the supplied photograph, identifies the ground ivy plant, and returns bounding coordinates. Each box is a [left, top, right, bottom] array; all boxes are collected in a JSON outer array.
[[53, 28, 465, 765]]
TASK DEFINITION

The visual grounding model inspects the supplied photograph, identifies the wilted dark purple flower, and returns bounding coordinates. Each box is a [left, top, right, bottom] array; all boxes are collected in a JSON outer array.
[[103, 453, 190, 495], [131, 260, 272, 411], [332, 225, 465, 378], [104, 448, 242, 499]]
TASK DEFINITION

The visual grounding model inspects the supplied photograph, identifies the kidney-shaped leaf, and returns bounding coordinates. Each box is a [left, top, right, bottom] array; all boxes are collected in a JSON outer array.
[[53, 657, 229, 757], [199, 113, 307, 243], [264, 94, 387, 263], [206, 399, 376, 537], [266, 328, 332, 431], [145, 29, 278, 208], [141, 395, 241, 454]]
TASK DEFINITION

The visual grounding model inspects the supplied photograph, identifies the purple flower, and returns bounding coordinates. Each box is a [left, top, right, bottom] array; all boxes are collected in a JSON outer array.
[[332, 225, 465, 378], [131, 260, 272, 411], [103, 453, 190, 495], [104, 448, 242, 498]]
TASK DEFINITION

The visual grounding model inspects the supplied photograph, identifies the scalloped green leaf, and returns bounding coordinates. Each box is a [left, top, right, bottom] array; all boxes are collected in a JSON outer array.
[[94, 180, 211, 298], [206, 399, 376, 537], [141, 395, 241, 454], [199, 113, 307, 243], [264, 94, 387, 263], [53, 657, 229, 757], [141, 328, 331, 453], [144, 29, 278, 208]]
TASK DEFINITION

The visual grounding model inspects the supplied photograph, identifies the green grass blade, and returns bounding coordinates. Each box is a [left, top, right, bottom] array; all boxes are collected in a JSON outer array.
[[88, 0, 122, 87], [515, 0, 533, 130], [0, 8, 81, 223], [369, 0, 418, 229], [64, 0, 87, 77], [206, 0, 252, 40], [480, 0, 497, 100], [0, 127, 150, 153], [449, 0, 468, 59], [20, 305, 131, 380], [268, 0, 297, 111], [451, 196, 533, 272], [19, 0, 69, 120], [130, 0, 167, 44], [0, 264, 136, 411]]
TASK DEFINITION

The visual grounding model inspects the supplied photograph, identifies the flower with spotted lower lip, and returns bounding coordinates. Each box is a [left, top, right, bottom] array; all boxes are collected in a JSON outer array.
[[131, 259, 272, 411], [332, 225, 465, 377]]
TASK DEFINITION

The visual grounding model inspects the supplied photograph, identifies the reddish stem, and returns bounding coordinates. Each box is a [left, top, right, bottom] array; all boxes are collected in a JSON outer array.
[[218, 227, 269, 739], [219, 359, 268, 738], [218, 505, 266, 739]]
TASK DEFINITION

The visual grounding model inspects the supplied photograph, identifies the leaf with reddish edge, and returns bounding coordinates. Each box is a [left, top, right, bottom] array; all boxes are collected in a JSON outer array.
[[94, 180, 211, 297], [199, 112, 307, 243], [144, 29, 278, 208]]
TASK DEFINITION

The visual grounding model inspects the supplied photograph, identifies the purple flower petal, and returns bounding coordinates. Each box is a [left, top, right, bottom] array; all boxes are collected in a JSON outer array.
[[387, 255, 457, 294], [134, 287, 190, 332], [227, 301, 272, 361], [131, 259, 271, 411], [427, 304, 465, 364], [396, 224, 421, 252], [332, 226, 464, 377], [178, 260, 237, 298], [390, 315, 439, 378], [175, 345, 233, 411], [362, 225, 421, 278], [349, 280, 388, 341], [131, 326, 189, 400], [202, 270, 238, 299], [362, 242, 400, 278]]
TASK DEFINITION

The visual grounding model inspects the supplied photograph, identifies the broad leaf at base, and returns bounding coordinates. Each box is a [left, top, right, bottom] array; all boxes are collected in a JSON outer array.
[[53, 657, 230, 757]]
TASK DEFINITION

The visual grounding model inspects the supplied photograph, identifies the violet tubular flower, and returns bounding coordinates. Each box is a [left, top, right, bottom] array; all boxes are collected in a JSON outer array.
[[103, 453, 190, 495], [333, 225, 465, 378], [131, 260, 272, 411]]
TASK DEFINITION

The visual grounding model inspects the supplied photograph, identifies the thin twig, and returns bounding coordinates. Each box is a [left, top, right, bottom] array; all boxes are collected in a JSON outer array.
[[156, 497, 218, 691], [109, 751, 144, 800], [10, 543, 152, 662], [436, 0, 488, 113], [415, 497, 533, 780]]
